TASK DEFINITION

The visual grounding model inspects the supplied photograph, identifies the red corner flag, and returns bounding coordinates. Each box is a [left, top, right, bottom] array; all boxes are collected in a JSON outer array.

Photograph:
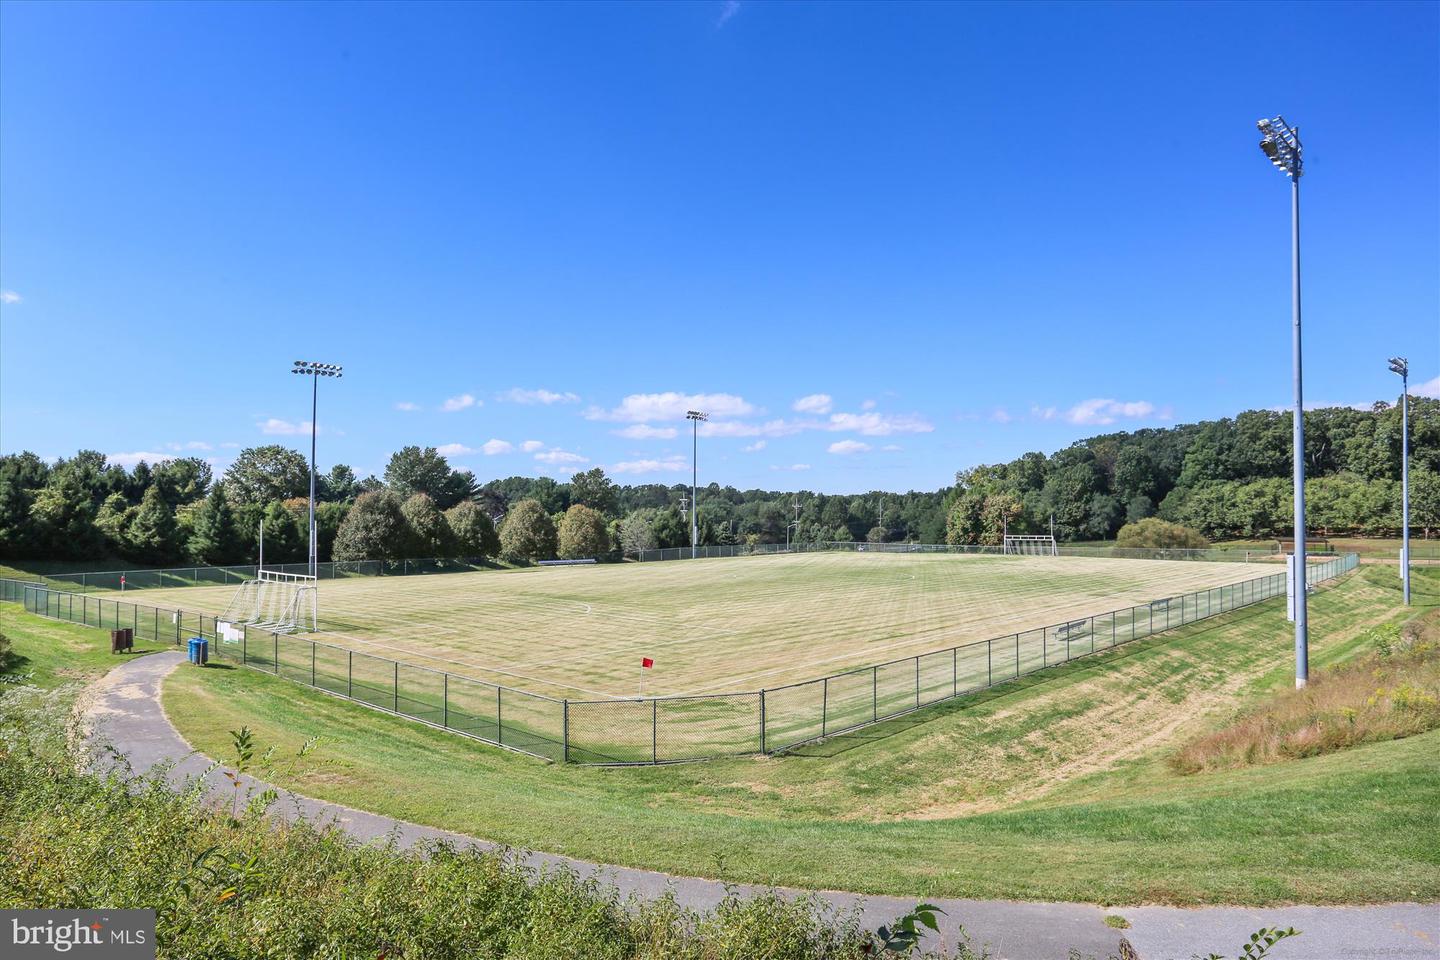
[[641, 657, 654, 669]]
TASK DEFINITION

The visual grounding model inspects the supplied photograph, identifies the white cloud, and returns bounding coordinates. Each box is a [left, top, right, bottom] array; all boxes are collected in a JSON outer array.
[[860, 399, 877, 411], [825, 412, 933, 436], [828, 440, 871, 455], [1063, 398, 1156, 426], [108, 451, 172, 467], [435, 443, 477, 457], [585, 392, 755, 423], [770, 463, 811, 472], [441, 393, 478, 412], [1415, 376, 1440, 400], [482, 439, 514, 455], [881, 444, 902, 452], [1031, 405, 1057, 421], [614, 424, 678, 440], [220, 442, 241, 449], [395, 401, 420, 412], [611, 456, 688, 474], [165, 441, 213, 452], [792, 393, 833, 415], [742, 440, 767, 452], [521, 439, 545, 452], [258, 418, 313, 436], [990, 408, 1013, 424], [0, 290, 21, 304], [716, 0, 740, 27], [498, 388, 580, 405], [535, 448, 587, 465]]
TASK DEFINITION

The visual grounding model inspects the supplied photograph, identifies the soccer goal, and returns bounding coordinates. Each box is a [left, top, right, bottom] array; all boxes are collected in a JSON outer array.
[[1004, 535, 1058, 557], [220, 569, 317, 635]]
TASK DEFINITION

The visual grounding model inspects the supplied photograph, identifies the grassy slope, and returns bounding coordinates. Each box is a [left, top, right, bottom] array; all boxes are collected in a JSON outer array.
[[0, 605, 168, 688], [157, 566, 1440, 905]]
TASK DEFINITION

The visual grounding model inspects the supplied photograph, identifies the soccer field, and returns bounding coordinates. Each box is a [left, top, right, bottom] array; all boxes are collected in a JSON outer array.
[[97, 552, 1266, 699]]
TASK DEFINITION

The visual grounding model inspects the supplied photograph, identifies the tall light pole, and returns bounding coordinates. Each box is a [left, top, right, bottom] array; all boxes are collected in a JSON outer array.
[[291, 360, 343, 578], [1390, 356, 1411, 605], [1257, 115, 1309, 687], [686, 410, 708, 558]]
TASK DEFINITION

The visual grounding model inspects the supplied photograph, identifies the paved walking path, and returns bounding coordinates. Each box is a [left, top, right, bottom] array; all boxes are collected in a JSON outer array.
[[81, 652, 1438, 960]]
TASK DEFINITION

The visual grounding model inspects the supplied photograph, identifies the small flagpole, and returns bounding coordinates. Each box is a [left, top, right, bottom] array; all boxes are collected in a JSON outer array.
[[639, 660, 645, 698]]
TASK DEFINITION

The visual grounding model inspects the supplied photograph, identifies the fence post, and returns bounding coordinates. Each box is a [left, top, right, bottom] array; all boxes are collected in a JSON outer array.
[[394, 662, 399, 711], [243, 630, 247, 664], [759, 690, 766, 754], [1090, 617, 1095, 654], [560, 698, 567, 761], [496, 686, 503, 745], [652, 698, 658, 764], [872, 666, 878, 721], [348, 651, 353, 699], [822, 677, 829, 738], [174, 609, 180, 645], [914, 657, 920, 707], [1015, 634, 1020, 677], [311, 643, 316, 687], [952, 647, 958, 697]]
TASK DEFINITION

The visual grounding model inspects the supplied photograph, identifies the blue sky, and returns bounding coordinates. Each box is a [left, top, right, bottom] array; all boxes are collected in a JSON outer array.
[[1, 1, 1436, 493]]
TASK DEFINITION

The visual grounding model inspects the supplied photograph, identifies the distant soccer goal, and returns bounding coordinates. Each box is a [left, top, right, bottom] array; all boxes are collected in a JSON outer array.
[[1004, 535, 1058, 557], [219, 568, 317, 635]]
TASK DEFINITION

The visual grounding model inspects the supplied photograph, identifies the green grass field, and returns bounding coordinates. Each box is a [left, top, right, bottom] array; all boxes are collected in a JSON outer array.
[[152, 564, 1440, 905], [91, 552, 1269, 699]]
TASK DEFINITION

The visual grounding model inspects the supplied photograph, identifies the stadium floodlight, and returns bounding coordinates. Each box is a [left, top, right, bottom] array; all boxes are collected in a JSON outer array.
[[686, 410, 708, 559], [291, 360, 344, 578], [1390, 356, 1411, 605], [1256, 115, 1309, 688]]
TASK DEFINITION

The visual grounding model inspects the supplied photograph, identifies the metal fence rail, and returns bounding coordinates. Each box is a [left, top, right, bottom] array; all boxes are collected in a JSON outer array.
[[3, 553, 1359, 765]]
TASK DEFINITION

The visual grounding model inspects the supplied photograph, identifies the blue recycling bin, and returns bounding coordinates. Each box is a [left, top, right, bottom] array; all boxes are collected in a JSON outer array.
[[187, 636, 208, 666]]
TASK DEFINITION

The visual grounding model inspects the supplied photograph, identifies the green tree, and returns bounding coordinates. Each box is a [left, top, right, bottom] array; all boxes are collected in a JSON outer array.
[[1115, 517, 1209, 550], [94, 493, 135, 555], [152, 457, 212, 507], [332, 490, 408, 561], [224, 446, 310, 505], [445, 501, 500, 558], [557, 504, 610, 559], [0, 453, 48, 557], [498, 499, 557, 563], [320, 464, 359, 502], [384, 446, 476, 509], [127, 487, 183, 564], [29, 473, 103, 559], [187, 484, 242, 564], [401, 493, 454, 557], [259, 501, 306, 564], [568, 468, 618, 517], [619, 509, 658, 556]]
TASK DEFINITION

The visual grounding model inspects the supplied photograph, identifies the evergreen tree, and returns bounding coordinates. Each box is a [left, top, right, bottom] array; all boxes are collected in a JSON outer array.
[[127, 487, 183, 565], [188, 484, 241, 564]]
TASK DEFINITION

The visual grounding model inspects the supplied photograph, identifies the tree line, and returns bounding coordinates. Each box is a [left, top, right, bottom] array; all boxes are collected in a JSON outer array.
[[0, 397, 1433, 567]]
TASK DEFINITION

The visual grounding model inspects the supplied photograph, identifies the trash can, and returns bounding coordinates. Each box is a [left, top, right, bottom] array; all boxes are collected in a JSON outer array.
[[187, 636, 208, 666]]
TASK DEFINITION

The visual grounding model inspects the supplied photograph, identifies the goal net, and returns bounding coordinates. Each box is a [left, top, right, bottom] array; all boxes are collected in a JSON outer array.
[[1004, 535, 1058, 557], [220, 569, 317, 635]]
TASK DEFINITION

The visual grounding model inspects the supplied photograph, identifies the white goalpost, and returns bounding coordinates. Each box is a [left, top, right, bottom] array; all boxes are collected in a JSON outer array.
[[1004, 535, 1059, 557], [217, 520, 318, 637]]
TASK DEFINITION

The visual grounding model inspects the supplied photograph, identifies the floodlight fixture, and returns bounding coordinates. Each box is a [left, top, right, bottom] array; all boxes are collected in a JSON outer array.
[[289, 359, 344, 578], [1391, 356, 1411, 605], [1256, 116, 1302, 179]]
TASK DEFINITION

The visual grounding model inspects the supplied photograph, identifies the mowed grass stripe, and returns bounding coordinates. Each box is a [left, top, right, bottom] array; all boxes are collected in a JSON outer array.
[[90, 554, 1269, 699]]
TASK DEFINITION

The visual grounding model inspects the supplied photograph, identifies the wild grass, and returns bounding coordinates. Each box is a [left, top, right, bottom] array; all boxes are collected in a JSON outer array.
[[1171, 610, 1440, 774], [0, 685, 986, 960]]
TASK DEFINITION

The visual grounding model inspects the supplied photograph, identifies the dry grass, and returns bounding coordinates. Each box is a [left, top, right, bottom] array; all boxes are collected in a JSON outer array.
[[1171, 610, 1440, 775], [87, 552, 1264, 698]]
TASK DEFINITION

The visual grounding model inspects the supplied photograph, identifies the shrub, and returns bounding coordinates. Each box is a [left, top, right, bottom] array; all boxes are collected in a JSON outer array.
[[1115, 517, 1209, 550], [332, 490, 408, 561]]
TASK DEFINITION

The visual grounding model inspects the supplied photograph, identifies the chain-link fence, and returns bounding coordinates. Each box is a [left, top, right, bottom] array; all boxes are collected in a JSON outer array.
[[635, 540, 1282, 563], [12, 556, 497, 594], [3, 553, 1359, 765]]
